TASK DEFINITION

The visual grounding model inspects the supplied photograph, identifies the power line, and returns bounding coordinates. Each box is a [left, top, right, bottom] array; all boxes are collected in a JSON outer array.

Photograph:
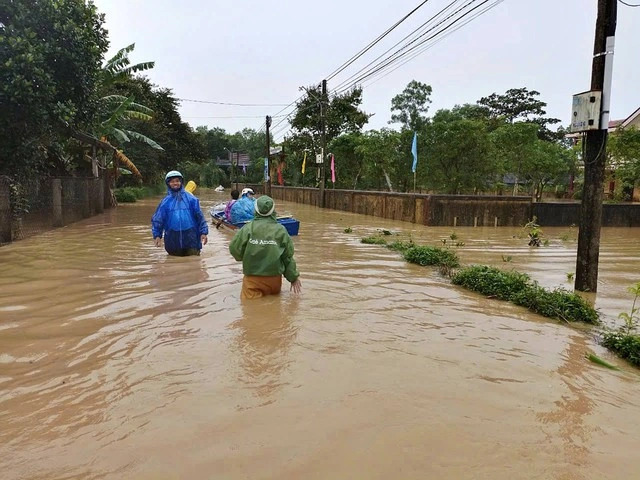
[[359, 0, 504, 90], [336, 0, 497, 93], [332, 0, 463, 91], [618, 0, 640, 6], [178, 98, 289, 107], [325, 0, 433, 81], [183, 114, 286, 119]]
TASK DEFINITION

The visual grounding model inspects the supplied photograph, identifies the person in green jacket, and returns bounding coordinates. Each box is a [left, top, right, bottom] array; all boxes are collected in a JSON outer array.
[[229, 195, 302, 300]]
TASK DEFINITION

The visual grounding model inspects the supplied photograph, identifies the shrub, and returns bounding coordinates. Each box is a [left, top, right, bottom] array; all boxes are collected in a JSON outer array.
[[114, 188, 137, 203], [511, 285, 599, 324], [601, 332, 640, 367], [403, 246, 460, 268], [452, 265, 530, 300], [361, 236, 388, 245], [452, 265, 599, 324], [387, 240, 415, 252]]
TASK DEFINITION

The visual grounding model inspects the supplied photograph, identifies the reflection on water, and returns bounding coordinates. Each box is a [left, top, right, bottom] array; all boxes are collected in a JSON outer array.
[[0, 190, 639, 479]]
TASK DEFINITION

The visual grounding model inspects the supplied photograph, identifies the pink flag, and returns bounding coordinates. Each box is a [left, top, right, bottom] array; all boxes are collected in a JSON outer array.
[[330, 154, 336, 183]]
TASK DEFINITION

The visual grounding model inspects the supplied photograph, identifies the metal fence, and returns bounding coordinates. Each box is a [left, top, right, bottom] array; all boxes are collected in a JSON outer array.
[[0, 175, 105, 246]]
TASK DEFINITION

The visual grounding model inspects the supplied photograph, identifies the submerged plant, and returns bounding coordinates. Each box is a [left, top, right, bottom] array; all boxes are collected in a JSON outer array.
[[501, 255, 513, 263], [361, 236, 387, 245], [403, 246, 460, 268], [451, 265, 599, 324], [344, 227, 353, 233]]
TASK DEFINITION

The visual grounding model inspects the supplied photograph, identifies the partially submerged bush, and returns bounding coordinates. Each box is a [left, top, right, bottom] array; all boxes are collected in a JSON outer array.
[[452, 265, 530, 300], [452, 265, 599, 324], [403, 246, 460, 268], [387, 240, 415, 253], [512, 285, 599, 324], [361, 236, 388, 245], [601, 331, 640, 367], [114, 188, 137, 203]]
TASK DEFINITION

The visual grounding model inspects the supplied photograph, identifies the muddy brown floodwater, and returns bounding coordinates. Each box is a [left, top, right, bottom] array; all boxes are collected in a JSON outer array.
[[1, 190, 639, 480]]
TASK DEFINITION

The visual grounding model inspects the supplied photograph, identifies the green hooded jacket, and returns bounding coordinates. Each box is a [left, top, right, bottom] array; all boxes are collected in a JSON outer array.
[[229, 196, 299, 282]]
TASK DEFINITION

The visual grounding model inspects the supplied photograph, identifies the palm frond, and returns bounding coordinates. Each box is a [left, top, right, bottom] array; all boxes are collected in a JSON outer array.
[[114, 150, 142, 178], [100, 96, 134, 132], [111, 128, 131, 144], [126, 130, 164, 150], [123, 110, 153, 122]]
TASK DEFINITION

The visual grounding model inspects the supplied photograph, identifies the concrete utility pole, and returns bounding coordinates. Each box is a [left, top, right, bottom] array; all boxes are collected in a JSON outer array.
[[265, 115, 272, 196], [319, 79, 327, 208], [575, 0, 617, 293]]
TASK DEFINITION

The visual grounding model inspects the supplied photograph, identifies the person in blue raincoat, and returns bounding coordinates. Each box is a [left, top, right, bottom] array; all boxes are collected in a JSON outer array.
[[151, 170, 208, 256], [229, 188, 256, 223]]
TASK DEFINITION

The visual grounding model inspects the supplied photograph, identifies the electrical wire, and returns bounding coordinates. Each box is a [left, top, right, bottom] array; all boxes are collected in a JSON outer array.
[[325, 0, 433, 81], [336, 0, 495, 94], [178, 98, 289, 107], [359, 0, 504, 90], [619, 0, 640, 7], [331, 0, 464, 92]]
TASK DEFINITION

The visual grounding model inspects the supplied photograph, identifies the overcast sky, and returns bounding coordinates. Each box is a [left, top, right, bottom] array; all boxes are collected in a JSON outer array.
[[95, 0, 639, 141]]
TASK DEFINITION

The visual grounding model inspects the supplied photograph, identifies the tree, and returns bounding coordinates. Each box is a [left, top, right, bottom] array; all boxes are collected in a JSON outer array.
[[290, 85, 369, 145], [355, 129, 404, 192], [608, 126, 640, 200], [0, 0, 109, 177], [423, 109, 495, 194], [478, 87, 561, 141], [490, 122, 539, 194], [389, 80, 432, 131], [524, 141, 574, 201]]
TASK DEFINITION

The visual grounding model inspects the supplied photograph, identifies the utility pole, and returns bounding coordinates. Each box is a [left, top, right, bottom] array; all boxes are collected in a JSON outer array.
[[319, 79, 327, 208], [265, 115, 272, 196], [575, 0, 617, 293]]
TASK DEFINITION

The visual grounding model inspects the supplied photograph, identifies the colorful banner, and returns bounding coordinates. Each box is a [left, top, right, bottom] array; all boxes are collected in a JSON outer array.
[[411, 132, 418, 173], [264, 157, 269, 181], [301, 151, 307, 175], [330, 154, 336, 183]]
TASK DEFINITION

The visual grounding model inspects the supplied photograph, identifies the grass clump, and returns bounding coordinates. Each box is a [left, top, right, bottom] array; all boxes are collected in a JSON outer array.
[[403, 246, 460, 268], [452, 265, 599, 325], [511, 285, 599, 324], [361, 236, 388, 245], [387, 240, 415, 253], [601, 332, 640, 367], [600, 281, 640, 366]]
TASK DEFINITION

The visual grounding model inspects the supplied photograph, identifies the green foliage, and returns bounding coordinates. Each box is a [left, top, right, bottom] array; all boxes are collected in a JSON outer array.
[[585, 353, 619, 370], [361, 236, 388, 245], [422, 108, 496, 194], [607, 127, 640, 200], [511, 285, 599, 324], [390, 80, 432, 131], [601, 332, 640, 367], [343, 227, 352, 233], [114, 188, 138, 203], [451, 265, 599, 324], [403, 246, 460, 268], [566, 272, 575, 282], [387, 240, 416, 252], [0, 0, 109, 177], [114, 185, 163, 202], [290, 85, 369, 145], [478, 87, 561, 141]]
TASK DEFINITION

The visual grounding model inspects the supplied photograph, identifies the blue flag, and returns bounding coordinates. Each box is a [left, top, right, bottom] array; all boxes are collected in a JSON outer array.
[[411, 132, 418, 173], [264, 157, 269, 181]]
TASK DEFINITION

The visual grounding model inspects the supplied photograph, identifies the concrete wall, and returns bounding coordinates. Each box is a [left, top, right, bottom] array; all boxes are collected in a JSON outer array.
[[264, 186, 640, 228]]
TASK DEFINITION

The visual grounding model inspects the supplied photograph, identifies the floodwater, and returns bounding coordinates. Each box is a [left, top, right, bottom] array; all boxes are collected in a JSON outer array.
[[1, 190, 639, 480]]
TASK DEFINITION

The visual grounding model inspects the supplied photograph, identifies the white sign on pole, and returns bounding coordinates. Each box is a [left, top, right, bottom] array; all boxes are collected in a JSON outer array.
[[570, 91, 602, 133], [315, 154, 323, 164]]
